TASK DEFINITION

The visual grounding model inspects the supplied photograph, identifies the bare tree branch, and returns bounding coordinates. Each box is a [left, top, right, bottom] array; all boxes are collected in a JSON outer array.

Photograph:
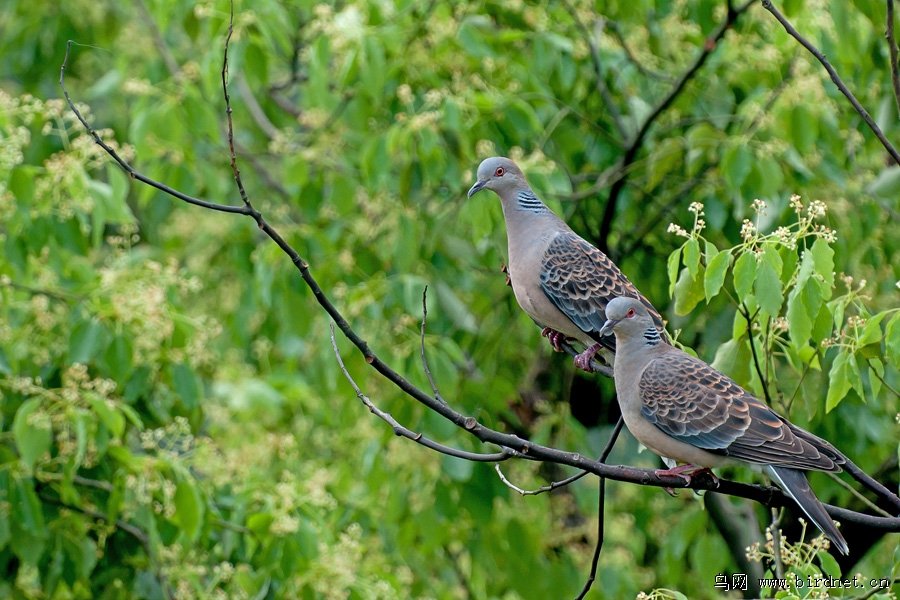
[[762, 0, 900, 166], [888, 0, 900, 118], [59, 7, 900, 546], [132, 0, 180, 78], [496, 418, 625, 496], [597, 0, 756, 255], [332, 324, 515, 462], [574, 476, 607, 600], [605, 20, 674, 81], [420, 286, 448, 405], [561, 0, 628, 140]]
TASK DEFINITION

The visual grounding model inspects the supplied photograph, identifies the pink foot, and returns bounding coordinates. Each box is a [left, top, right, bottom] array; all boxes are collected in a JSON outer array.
[[541, 327, 567, 352], [655, 464, 719, 486], [573, 343, 602, 372]]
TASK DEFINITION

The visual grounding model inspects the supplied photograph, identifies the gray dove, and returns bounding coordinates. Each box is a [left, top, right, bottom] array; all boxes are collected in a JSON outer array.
[[598, 296, 849, 555], [467, 157, 667, 371]]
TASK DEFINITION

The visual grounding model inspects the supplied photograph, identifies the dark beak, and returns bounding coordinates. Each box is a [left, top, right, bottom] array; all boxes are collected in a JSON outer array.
[[597, 318, 619, 338], [467, 180, 487, 198]]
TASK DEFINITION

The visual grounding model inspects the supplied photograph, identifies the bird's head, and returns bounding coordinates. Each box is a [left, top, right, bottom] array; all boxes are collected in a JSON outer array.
[[467, 157, 526, 198], [598, 296, 653, 338]]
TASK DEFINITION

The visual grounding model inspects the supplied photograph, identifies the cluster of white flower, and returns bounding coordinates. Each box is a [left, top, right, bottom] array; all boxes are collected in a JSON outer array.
[[740, 218, 756, 241], [751, 198, 767, 214], [807, 199, 828, 219], [666, 222, 690, 238]]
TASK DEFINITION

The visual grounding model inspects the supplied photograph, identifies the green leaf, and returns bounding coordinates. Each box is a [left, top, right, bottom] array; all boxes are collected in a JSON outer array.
[[884, 312, 900, 367], [13, 398, 52, 470], [754, 261, 784, 317], [733, 251, 757, 299], [684, 238, 701, 278], [867, 165, 900, 197], [810, 238, 834, 291], [10, 478, 45, 564], [12, 478, 44, 535], [722, 144, 752, 189], [86, 393, 126, 440], [704, 248, 732, 301], [673, 266, 706, 316], [786, 287, 812, 349], [760, 245, 783, 279], [818, 549, 841, 578], [826, 351, 852, 412], [796, 248, 815, 289], [442, 455, 474, 482], [68, 319, 105, 364], [435, 281, 477, 333], [859, 313, 886, 346], [667, 247, 682, 297], [172, 477, 204, 542], [868, 358, 884, 400], [171, 363, 203, 411]]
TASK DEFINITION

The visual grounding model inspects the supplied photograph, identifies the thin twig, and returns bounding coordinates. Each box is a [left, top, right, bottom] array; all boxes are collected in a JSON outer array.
[[762, 0, 900, 165], [60, 43, 247, 215], [494, 419, 624, 599], [826, 472, 892, 518], [496, 418, 624, 496], [573, 476, 606, 600], [741, 302, 774, 405], [888, 0, 900, 118], [331, 325, 514, 462], [843, 459, 900, 513], [133, 0, 180, 78], [867, 357, 900, 399], [0, 279, 82, 303], [852, 577, 900, 600], [420, 286, 447, 405], [575, 417, 624, 600], [605, 20, 673, 81], [221, 6, 252, 208], [770, 508, 785, 583], [236, 76, 280, 139]]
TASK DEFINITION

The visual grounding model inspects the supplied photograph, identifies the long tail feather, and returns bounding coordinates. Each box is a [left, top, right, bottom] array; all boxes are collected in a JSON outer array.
[[766, 466, 849, 556]]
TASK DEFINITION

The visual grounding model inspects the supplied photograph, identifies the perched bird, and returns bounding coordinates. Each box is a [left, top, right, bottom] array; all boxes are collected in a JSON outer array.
[[598, 296, 850, 555], [467, 157, 667, 370]]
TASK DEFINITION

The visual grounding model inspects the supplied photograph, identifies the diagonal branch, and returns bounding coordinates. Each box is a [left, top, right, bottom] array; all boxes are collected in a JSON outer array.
[[561, 0, 628, 140], [887, 0, 900, 119], [762, 0, 900, 166], [597, 0, 756, 254]]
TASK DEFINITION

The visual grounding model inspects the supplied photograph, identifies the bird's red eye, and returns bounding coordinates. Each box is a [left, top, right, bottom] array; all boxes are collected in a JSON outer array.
[[626, 308, 635, 317], [494, 167, 505, 177]]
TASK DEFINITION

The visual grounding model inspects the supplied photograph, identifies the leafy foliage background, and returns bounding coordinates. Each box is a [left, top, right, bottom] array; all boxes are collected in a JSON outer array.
[[0, 0, 899, 598]]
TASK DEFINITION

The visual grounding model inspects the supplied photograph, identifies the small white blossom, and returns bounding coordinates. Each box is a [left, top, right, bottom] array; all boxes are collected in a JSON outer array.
[[740, 219, 756, 240], [396, 84, 413, 105], [667, 223, 690, 238], [808, 199, 827, 218], [751, 198, 767, 214], [789, 193, 803, 213], [688, 201, 704, 215]]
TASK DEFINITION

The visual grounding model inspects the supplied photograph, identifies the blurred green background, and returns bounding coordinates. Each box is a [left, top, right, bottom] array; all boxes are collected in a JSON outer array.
[[1, 0, 899, 598]]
